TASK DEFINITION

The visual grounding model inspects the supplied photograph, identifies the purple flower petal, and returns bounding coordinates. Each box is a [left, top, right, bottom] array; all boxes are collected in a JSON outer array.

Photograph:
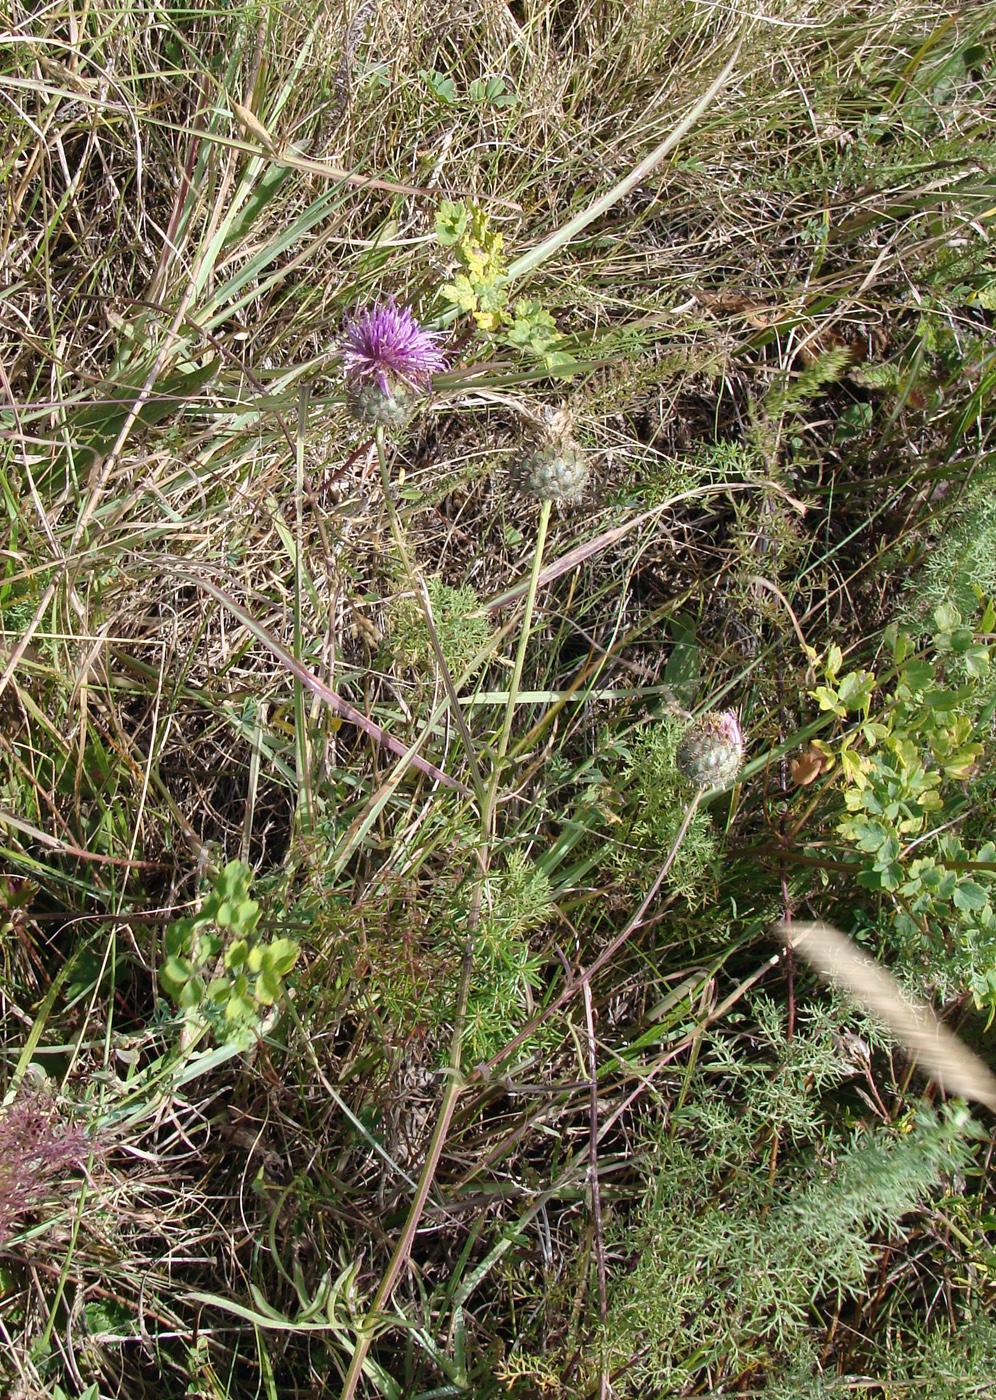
[[340, 301, 448, 394], [715, 710, 744, 754]]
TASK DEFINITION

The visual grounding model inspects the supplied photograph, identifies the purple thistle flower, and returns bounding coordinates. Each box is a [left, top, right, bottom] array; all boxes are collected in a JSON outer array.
[[340, 300, 447, 397]]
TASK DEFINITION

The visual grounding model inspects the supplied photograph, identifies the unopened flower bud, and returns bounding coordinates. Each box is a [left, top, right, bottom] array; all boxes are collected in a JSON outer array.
[[676, 710, 745, 789]]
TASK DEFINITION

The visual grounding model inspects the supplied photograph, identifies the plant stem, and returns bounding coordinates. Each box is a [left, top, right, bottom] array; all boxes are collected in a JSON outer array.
[[469, 788, 705, 1082], [374, 423, 415, 578], [293, 387, 313, 829], [338, 497, 554, 1398], [484, 496, 552, 834]]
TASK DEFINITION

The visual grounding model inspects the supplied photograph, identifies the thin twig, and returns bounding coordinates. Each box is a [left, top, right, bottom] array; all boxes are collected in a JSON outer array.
[[582, 983, 610, 1400]]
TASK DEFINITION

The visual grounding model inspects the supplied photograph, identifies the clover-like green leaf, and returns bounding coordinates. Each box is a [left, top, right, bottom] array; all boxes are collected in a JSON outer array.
[[255, 969, 281, 1006], [266, 937, 300, 977], [435, 198, 468, 247], [160, 955, 192, 995], [225, 938, 249, 970], [954, 880, 989, 915]]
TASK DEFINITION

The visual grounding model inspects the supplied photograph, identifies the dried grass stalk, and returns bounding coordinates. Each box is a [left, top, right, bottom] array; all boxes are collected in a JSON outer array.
[[775, 920, 996, 1114]]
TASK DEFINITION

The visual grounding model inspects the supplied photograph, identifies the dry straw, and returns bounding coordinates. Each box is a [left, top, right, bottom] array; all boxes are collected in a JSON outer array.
[[776, 920, 996, 1114]]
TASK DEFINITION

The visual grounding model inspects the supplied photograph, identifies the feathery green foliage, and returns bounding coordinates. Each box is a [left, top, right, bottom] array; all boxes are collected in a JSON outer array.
[[608, 717, 719, 903], [608, 1001, 979, 1393], [387, 577, 493, 683], [906, 469, 996, 623]]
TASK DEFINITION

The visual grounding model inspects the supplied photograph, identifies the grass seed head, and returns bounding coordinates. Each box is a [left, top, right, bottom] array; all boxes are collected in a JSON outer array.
[[0, 1093, 94, 1248]]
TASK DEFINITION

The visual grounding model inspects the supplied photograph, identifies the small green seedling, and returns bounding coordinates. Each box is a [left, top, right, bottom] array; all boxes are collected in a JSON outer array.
[[161, 861, 299, 1045]]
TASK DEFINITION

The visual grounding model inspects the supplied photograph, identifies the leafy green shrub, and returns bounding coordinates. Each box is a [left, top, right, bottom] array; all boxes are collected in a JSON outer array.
[[434, 198, 576, 373], [808, 605, 996, 1005], [160, 861, 299, 1046]]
